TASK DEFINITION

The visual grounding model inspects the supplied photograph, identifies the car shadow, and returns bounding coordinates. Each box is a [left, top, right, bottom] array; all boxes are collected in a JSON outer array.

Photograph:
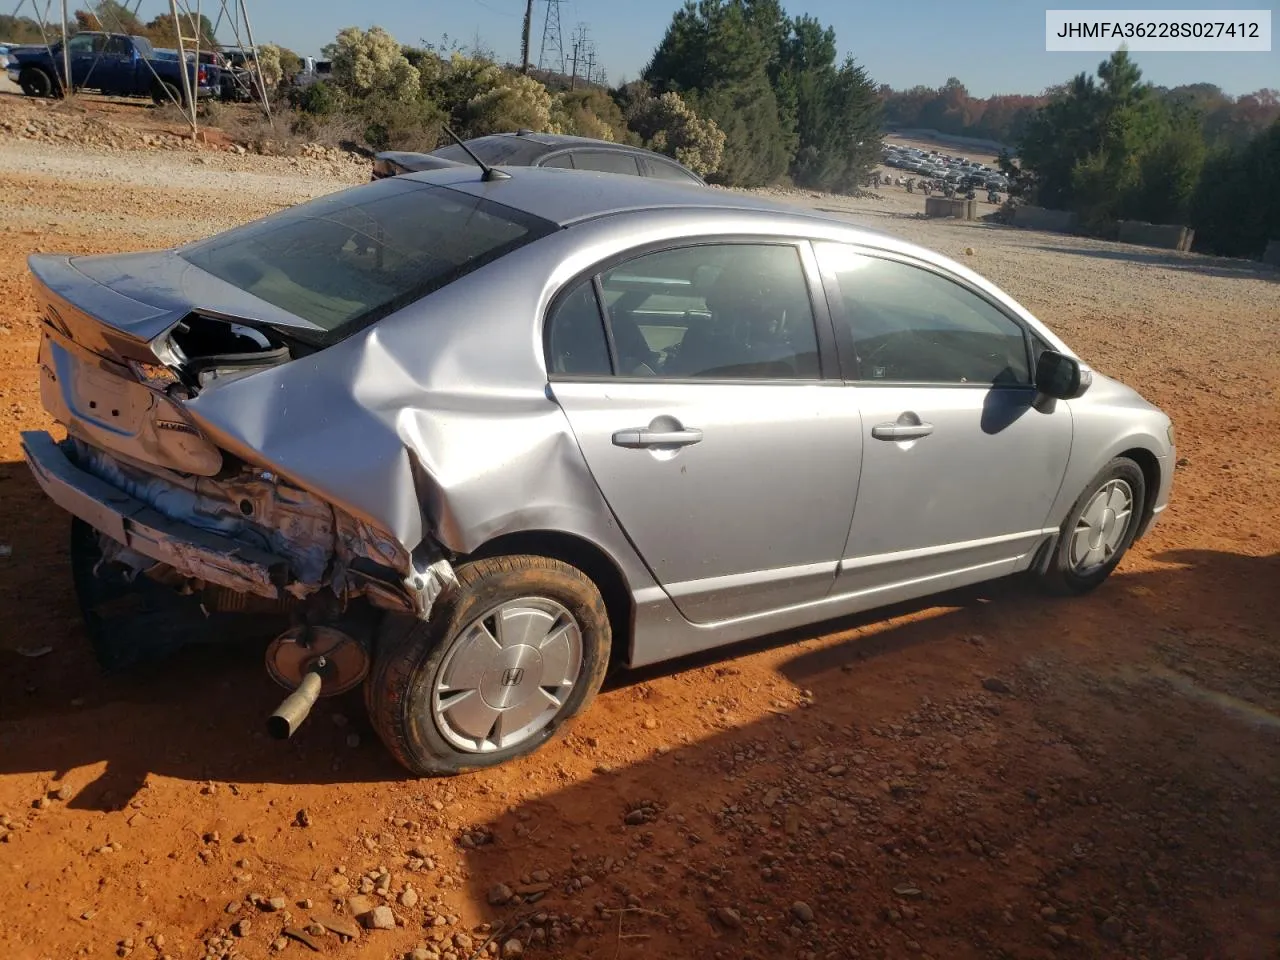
[[0, 461, 407, 806], [1028, 243, 1279, 283], [457, 548, 1280, 958]]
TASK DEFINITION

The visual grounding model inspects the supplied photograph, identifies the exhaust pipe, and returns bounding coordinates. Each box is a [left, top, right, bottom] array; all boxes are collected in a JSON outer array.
[[267, 665, 324, 740]]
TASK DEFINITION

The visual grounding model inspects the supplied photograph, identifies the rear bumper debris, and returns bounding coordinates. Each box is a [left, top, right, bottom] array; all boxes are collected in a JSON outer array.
[[21, 430, 287, 598]]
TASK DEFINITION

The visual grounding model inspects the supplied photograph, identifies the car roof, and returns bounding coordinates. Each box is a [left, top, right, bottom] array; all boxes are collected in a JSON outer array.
[[482, 131, 658, 152], [403, 164, 884, 234], [433, 132, 701, 172]]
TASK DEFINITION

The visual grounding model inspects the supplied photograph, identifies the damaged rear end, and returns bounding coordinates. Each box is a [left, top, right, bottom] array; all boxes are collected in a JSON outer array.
[[22, 174, 558, 746], [21, 249, 453, 728]]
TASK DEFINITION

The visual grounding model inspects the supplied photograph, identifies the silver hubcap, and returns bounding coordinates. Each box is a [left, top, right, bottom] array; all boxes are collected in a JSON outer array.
[[432, 597, 583, 753], [1070, 479, 1134, 574]]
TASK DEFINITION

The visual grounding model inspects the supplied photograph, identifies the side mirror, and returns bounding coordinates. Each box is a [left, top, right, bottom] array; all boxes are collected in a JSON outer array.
[[1035, 350, 1092, 400]]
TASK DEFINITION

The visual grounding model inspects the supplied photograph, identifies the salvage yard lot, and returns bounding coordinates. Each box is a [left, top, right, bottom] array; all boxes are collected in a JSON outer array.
[[0, 95, 1278, 960]]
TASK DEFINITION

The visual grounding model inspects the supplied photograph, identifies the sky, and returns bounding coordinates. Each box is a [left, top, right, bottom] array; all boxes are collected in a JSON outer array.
[[176, 1, 1279, 96]]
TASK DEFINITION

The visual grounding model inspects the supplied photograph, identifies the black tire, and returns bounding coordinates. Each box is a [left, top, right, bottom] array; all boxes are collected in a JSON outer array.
[[365, 555, 611, 776], [152, 81, 183, 107], [1041, 457, 1146, 595], [19, 67, 54, 98]]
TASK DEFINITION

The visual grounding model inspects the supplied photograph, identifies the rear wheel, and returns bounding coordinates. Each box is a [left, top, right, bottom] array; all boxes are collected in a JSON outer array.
[[19, 67, 54, 98], [1041, 457, 1146, 595], [365, 555, 611, 776]]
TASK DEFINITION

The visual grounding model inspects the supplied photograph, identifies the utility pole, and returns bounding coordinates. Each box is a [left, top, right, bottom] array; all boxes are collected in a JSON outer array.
[[59, 0, 70, 98], [520, 0, 533, 73], [585, 49, 595, 86], [568, 39, 579, 89]]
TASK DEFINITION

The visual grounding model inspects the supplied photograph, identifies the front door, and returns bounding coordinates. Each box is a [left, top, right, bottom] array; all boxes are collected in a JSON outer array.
[[65, 32, 99, 88], [813, 242, 1073, 599], [547, 241, 861, 624]]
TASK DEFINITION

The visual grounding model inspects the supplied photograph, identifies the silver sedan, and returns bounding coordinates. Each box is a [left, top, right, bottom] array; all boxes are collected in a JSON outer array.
[[21, 165, 1175, 774]]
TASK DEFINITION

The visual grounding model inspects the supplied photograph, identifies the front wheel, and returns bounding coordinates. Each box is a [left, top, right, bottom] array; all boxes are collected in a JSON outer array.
[[19, 67, 54, 98], [1041, 457, 1146, 595], [365, 555, 611, 776]]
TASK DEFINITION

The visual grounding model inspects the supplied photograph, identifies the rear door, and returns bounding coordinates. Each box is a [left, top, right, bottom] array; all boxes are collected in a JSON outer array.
[[548, 240, 862, 624], [94, 34, 134, 94], [814, 242, 1073, 599]]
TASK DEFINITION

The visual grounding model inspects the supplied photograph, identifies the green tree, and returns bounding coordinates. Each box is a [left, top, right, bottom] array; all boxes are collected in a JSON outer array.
[[1191, 120, 1280, 257], [1126, 107, 1205, 223], [144, 12, 218, 50], [0, 14, 47, 42], [90, 1, 143, 35]]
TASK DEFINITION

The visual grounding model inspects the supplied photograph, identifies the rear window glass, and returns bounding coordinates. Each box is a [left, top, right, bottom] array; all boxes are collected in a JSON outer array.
[[179, 178, 554, 338], [433, 136, 547, 167]]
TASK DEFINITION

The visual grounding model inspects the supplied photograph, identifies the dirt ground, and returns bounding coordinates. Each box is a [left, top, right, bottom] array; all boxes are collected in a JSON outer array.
[[1, 92, 1278, 960]]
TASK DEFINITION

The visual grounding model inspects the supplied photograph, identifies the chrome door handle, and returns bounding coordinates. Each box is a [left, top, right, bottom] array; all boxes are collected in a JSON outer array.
[[871, 421, 934, 441], [612, 427, 704, 448]]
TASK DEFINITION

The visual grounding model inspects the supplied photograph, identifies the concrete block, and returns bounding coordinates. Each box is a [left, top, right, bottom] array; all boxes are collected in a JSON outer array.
[[1011, 205, 1078, 233], [1117, 220, 1195, 252], [925, 197, 975, 220]]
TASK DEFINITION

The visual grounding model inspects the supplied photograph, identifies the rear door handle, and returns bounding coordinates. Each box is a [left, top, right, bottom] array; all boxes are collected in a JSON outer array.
[[612, 427, 704, 449], [871, 421, 934, 441]]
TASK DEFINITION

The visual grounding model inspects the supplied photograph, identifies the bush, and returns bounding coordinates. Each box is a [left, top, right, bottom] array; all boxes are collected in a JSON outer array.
[[288, 79, 348, 117], [463, 73, 554, 137], [327, 26, 420, 102], [624, 91, 725, 176], [552, 88, 633, 142], [360, 93, 445, 152]]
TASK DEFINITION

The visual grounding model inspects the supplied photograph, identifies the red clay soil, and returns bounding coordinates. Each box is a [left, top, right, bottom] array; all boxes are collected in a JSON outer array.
[[0, 109, 1278, 960]]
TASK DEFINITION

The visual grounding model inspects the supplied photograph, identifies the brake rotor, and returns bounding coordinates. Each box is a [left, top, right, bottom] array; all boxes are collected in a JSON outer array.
[[266, 625, 369, 696]]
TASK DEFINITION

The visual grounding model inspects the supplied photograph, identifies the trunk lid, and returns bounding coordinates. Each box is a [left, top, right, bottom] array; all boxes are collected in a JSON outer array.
[[29, 251, 314, 477]]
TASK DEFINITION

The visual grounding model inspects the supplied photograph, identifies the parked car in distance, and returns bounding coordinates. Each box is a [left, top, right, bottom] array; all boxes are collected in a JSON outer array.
[[6, 31, 216, 104], [291, 56, 332, 89], [371, 130, 708, 186], [21, 165, 1174, 776]]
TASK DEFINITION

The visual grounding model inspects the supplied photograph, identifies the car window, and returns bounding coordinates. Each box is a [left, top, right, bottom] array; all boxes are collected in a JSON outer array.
[[643, 157, 700, 183], [104, 36, 132, 56], [572, 151, 641, 177], [433, 136, 546, 167], [67, 34, 96, 55], [540, 153, 574, 169], [546, 280, 612, 377], [815, 243, 1030, 386], [598, 244, 820, 380], [181, 177, 556, 339]]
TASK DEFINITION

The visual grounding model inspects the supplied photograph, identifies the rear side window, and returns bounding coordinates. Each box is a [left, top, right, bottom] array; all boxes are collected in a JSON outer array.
[[572, 151, 641, 176], [546, 281, 611, 376], [181, 178, 555, 339], [643, 157, 700, 184]]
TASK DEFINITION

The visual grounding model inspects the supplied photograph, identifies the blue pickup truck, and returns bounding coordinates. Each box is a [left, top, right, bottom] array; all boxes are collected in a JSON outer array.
[[5, 32, 217, 105]]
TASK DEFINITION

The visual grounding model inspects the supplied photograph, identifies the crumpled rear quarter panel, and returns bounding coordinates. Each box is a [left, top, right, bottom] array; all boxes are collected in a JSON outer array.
[[178, 231, 647, 586]]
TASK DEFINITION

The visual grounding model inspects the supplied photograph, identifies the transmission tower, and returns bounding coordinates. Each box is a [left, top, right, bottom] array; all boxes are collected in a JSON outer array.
[[537, 0, 564, 75]]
